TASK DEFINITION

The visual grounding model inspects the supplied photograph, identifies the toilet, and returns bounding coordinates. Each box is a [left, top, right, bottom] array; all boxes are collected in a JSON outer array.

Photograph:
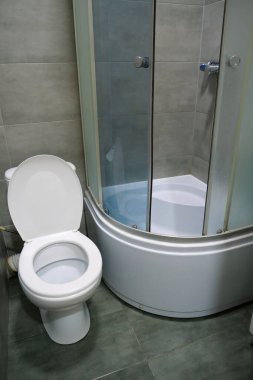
[[7, 155, 102, 345]]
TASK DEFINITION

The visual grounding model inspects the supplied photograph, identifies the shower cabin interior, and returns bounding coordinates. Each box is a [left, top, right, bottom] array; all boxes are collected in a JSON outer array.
[[73, 0, 253, 317]]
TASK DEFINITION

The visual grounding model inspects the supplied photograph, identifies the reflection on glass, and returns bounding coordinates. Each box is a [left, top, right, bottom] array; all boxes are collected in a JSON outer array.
[[92, 0, 153, 230]]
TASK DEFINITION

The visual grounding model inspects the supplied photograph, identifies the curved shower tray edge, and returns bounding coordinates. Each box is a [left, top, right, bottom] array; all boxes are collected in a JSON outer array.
[[84, 191, 253, 318]]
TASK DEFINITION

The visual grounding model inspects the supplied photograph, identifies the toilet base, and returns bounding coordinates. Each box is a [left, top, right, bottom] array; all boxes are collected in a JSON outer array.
[[40, 302, 90, 344]]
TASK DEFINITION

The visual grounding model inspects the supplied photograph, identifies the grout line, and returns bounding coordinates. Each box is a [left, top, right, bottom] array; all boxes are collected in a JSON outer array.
[[205, 0, 224, 8], [158, 2, 203, 6], [91, 360, 146, 380], [8, 330, 46, 346], [0, 61, 76, 66], [95, 60, 200, 63], [3, 118, 82, 128]]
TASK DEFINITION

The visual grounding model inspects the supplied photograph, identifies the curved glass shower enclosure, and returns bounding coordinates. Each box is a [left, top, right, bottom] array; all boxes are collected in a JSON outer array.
[[73, 0, 253, 318], [74, 0, 253, 238]]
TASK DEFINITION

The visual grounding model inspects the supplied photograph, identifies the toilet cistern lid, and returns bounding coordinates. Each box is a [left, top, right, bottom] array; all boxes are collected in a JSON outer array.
[[7, 155, 83, 242]]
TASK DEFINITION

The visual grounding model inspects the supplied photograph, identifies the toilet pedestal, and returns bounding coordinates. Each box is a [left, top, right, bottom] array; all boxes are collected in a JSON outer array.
[[40, 302, 90, 344]]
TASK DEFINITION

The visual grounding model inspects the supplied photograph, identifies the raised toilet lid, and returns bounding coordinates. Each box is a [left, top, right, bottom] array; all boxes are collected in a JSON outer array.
[[8, 155, 83, 242]]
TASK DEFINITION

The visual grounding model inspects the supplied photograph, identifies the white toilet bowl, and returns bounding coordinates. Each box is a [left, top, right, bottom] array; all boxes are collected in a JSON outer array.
[[7, 155, 102, 344]]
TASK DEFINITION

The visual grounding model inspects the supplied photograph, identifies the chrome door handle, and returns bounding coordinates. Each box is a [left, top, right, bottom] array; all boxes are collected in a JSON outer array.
[[134, 56, 149, 68], [200, 60, 219, 74]]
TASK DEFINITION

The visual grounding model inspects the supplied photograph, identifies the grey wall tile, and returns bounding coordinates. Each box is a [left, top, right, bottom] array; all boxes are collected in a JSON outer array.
[[5, 120, 85, 173], [96, 63, 111, 117], [153, 113, 194, 162], [0, 180, 11, 226], [0, 127, 11, 180], [0, 109, 3, 125], [0, 0, 76, 63], [193, 112, 213, 161], [111, 62, 151, 116], [93, 0, 111, 62], [153, 156, 192, 179], [0, 63, 80, 125], [154, 62, 198, 113], [205, 0, 222, 4], [93, 0, 152, 62], [200, 0, 225, 61], [156, 3, 203, 62], [98, 118, 114, 160], [100, 115, 149, 186], [0, 232, 8, 380], [107, 0, 153, 62], [191, 155, 209, 182], [196, 70, 218, 113]]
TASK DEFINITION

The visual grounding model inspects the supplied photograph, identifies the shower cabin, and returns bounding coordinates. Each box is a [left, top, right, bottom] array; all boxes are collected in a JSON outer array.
[[73, 0, 253, 317]]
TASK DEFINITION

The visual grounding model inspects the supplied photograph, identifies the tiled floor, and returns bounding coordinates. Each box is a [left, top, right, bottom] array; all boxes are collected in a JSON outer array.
[[8, 277, 253, 380]]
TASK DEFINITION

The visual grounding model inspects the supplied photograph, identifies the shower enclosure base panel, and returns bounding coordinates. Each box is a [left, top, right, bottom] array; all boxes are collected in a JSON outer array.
[[84, 192, 253, 318]]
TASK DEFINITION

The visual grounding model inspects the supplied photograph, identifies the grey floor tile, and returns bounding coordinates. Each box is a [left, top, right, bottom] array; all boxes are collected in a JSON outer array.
[[8, 278, 253, 380], [89, 309, 130, 342], [2, 229, 23, 256], [126, 305, 251, 357], [8, 292, 44, 343], [9, 327, 144, 380], [88, 282, 125, 320], [148, 325, 253, 380], [8, 276, 22, 298], [245, 302, 253, 315], [96, 362, 155, 380]]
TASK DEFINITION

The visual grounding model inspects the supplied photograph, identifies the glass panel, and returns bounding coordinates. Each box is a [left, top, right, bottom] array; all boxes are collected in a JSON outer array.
[[73, 0, 102, 203], [227, 1, 253, 230], [151, 0, 224, 237], [204, 0, 253, 234], [92, 0, 153, 230]]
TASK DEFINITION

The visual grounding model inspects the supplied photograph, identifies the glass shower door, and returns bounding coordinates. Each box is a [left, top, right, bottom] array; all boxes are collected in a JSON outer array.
[[204, 0, 253, 234], [92, 0, 154, 230]]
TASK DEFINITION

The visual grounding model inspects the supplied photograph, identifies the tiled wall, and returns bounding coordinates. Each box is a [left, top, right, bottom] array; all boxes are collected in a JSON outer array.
[[0, 232, 8, 380], [153, 0, 204, 179], [0, 0, 85, 251], [153, 0, 224, 182]]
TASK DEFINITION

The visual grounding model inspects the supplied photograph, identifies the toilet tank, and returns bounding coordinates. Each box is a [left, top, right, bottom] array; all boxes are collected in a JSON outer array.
[[5, 161, 76, 186]]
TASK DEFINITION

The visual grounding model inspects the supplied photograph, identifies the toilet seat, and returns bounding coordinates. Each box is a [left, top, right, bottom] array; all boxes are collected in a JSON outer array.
[[7, 155, 83, 241], [18, 230, 102, 299]]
